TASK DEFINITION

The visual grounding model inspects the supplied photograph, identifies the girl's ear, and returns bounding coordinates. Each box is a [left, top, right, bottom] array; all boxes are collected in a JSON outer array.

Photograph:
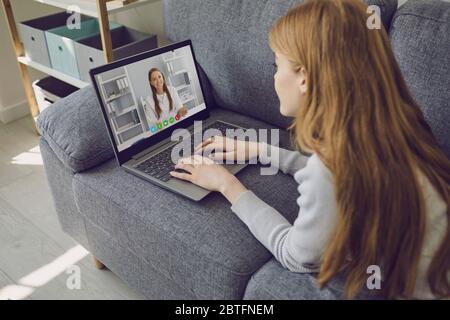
[[297, 67, 308, 96]]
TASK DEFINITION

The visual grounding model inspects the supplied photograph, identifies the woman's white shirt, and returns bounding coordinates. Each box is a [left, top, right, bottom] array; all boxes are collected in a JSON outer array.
[[142, 86, 183, 126]]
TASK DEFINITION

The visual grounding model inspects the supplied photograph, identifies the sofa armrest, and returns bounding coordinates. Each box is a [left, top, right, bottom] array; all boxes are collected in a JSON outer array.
[[37, 85, 114, 173]]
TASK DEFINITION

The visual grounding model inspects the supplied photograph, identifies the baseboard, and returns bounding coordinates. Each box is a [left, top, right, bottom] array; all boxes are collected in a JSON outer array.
[[0, 100, 30, 124]]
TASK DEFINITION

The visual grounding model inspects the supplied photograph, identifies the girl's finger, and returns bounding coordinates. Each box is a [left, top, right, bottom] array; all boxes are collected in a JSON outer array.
[[191, 155, 214, 165], [194, 136, 217, 153], [195, 136, 214, 149], [196, 144, 220, 156], [175, 162, 194, 172], [193, 141, 208, 153], [178, 157, 197, 165], [169, 171, 192, 181], [208, 151, 235, 162]]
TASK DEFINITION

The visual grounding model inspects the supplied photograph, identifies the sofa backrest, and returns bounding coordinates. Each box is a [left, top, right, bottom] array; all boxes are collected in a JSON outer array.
[[164, 0, 398, 128], [390, 0, 450, 158]]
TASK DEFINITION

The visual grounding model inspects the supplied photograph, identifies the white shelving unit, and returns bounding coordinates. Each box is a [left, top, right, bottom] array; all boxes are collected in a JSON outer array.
[[1, 0, 159, 132], [34, 0, 159, 18], [18, 56, 90, 88], [172, 69, 188, 76], [116, 122, 141, 134], [162, 52, 199, 110], [174, 84, 190, 91], [97, 67, 147, 147], [105, 90, 131, 103], [117, 104, 137, 115]]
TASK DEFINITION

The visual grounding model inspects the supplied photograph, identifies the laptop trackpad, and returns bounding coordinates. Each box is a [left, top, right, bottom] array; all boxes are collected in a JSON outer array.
[[165, 178, 210, 201], [165, 163, 246, 201]]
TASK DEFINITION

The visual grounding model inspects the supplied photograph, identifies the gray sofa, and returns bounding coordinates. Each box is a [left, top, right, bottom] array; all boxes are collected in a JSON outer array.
[[37, 0, 449, 299]]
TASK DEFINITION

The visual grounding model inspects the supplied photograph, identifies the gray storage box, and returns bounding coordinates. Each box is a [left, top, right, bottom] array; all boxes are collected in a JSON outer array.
[[45, 20, 122, 79], [74, 26, 158, 82], [32, 76, 79, 113], [18, 12, 91, 68]]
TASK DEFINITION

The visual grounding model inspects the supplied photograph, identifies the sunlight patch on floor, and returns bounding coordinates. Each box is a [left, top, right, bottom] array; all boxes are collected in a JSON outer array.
[[10, 145, 43, 166], [0, 245, 89, 300]]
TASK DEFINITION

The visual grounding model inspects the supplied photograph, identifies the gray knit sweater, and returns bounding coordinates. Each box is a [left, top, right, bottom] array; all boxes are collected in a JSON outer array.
[[230, 143, 448, 299]]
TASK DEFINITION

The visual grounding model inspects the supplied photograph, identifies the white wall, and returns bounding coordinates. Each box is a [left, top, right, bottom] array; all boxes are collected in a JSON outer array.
[[0, 0, 167, 124], [0, 1, 59, 123]]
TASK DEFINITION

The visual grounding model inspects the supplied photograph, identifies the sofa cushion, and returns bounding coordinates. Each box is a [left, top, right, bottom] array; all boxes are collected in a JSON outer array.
[[164, 0, 398, 129], [72, 108, 300, 299], [390, 0, 450, 158], [243, 259, 378, 300], [375, 0, 399, 30], [37, 86, 114, 173]]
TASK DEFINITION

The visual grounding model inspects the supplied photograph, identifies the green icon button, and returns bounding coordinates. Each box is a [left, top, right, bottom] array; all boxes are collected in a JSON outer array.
[[163, 120, 169, 127], [169, 117, 175, 124]]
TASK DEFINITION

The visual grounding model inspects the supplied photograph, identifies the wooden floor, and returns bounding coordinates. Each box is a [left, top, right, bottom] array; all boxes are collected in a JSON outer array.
[[0, 116, 145, 300]]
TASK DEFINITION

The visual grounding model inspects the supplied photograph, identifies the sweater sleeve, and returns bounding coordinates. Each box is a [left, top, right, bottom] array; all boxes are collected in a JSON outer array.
[[231, 154, 338, 273], [256, 142, 309, 176]]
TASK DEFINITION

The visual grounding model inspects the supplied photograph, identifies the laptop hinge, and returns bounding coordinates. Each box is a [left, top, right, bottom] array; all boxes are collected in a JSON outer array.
[[132, 138, 173, 161]]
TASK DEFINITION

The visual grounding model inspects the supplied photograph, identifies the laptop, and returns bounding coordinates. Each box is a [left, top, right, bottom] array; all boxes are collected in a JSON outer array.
[[90, 39, 248, 201]]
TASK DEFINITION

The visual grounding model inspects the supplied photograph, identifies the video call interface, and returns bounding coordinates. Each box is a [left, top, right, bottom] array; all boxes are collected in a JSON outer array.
[[94, 45, 206, 152]]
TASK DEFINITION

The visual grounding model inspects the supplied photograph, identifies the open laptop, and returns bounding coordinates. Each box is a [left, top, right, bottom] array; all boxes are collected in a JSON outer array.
[[90, 40, 248, 201]]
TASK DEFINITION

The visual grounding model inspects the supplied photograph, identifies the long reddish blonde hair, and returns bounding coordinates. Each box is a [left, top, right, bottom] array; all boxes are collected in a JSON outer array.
[[269, 0, 450, 299]]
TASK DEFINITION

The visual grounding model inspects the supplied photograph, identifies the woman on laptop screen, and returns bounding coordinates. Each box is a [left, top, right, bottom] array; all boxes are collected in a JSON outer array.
[[142, 68, 189, 128]]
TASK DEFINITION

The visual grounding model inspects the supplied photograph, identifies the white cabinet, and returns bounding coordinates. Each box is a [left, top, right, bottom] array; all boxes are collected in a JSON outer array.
[[98, 67, 146, 146], [162, 52, 199, 110]]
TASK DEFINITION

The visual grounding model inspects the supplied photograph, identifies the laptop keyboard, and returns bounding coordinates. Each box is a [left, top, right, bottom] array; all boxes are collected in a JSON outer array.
[[134, 121, 241, 182]]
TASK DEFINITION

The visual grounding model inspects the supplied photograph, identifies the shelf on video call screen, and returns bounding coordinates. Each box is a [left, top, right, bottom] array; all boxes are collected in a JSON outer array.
[[116, 122, 141, 135], [101, 74, 129, 85], [106, 91, 131, 103]]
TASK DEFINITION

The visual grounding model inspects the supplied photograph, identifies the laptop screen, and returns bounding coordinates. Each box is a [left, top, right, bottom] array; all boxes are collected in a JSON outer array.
[[92, 44, 207, 152]]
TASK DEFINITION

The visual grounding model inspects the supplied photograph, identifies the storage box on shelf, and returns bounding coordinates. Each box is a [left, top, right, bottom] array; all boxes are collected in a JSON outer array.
[[18, 11, 90, 68], [75, 26, 157, 82], [32, 76, 79, 113], [19, 11, 158, 83], [45, 19, 123, 79], [1, 0, 160, 132]]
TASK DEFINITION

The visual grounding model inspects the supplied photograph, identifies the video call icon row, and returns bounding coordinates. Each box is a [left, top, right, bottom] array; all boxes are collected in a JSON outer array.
[[150, 114, 181, 133]]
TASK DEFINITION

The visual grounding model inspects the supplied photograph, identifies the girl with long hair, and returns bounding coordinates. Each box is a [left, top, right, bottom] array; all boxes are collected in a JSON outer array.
[[169, 0, 450, 299], [143, 68, 188, 126]]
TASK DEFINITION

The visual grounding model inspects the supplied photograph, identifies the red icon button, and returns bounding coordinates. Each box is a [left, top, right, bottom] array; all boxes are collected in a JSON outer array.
[[175, 114, 180, 121]]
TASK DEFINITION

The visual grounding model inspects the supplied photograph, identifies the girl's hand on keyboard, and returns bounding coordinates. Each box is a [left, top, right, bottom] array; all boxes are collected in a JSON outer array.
[[170, 155, 247, 201], [193, 136, 261, 163]]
